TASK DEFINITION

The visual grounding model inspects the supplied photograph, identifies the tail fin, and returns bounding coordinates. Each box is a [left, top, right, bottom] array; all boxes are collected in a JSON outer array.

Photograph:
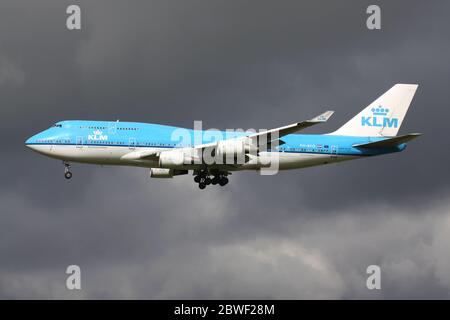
[[332, 84, 418, 137]]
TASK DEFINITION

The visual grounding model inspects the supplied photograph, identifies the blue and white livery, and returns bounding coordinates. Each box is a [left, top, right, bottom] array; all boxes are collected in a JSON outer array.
[[25, 84, 421, 189]]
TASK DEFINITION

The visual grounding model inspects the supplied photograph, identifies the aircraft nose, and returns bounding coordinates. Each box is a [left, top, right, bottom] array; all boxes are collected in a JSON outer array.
[[25, 129, 48, 146], [25, 130, 48, 147], [25, 132, 53, 155], [25, 135, 36, 147], [25, 134, 39, 151]]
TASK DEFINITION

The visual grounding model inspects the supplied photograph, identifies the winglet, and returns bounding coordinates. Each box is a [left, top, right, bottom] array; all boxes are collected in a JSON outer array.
[[309, 110, 334, 123]]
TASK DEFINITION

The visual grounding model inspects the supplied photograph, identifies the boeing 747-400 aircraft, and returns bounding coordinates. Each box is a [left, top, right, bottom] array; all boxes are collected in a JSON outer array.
[[26, 84, 421, 189]]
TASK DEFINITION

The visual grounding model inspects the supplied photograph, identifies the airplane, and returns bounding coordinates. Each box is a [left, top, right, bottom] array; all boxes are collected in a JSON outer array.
[[25, 84, 421, 189]]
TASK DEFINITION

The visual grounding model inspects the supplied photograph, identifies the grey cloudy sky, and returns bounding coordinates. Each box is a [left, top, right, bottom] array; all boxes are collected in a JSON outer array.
[[1, 0, 450, 299]]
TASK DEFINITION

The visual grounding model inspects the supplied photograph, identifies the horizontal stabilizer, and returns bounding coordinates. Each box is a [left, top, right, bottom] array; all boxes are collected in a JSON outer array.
[[353, 133, 422, 148]]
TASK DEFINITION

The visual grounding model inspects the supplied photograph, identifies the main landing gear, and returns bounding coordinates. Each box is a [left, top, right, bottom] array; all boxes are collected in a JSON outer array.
[[64, 162, 72, 179], [194, 169, 229, 190]]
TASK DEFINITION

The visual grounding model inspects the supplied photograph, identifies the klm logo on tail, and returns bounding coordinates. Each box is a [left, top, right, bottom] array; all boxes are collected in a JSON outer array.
[[361, 107, 398, 128]]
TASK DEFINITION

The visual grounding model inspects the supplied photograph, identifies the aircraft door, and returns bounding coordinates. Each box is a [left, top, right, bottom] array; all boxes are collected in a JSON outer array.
[[76, 136, 83, 148], [129, 137, 136, 150], [330, 145, 338, 158], [108, 122, 117, 134]]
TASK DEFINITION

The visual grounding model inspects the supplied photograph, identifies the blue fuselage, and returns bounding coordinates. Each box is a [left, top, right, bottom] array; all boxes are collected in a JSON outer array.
[[25, 120, 405, 157]]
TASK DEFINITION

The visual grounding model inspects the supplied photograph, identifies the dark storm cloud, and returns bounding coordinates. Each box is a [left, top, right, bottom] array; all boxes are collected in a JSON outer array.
[[1, 0, 450, 298]]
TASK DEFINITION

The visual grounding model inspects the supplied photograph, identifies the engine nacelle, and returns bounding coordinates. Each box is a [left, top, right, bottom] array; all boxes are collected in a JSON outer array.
[[213, 139, 257, 164], [217, 139, 258, 154], [150, 168, 188, 178], [159, 150, 188, 168]]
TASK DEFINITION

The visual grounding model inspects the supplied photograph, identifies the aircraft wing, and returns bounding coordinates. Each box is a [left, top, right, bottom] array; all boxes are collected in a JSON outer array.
[[193, 110, 334, 150], [121, 150, 159, 160], [120, 111, 334, 162], [248, 110, 334, 142]]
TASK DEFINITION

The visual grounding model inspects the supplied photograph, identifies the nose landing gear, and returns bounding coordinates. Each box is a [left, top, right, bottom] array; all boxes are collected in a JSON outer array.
[[64, 162, 72, 179]]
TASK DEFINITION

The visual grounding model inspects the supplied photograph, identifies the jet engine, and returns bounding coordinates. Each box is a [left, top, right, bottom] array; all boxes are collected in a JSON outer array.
[[212, 139, 257, 164], [150, 168, 188, 178], [159, 150, 198, 168]]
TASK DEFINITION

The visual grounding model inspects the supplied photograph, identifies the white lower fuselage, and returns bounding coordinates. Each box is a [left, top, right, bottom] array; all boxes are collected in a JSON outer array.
[[27, 144, 355, 171]]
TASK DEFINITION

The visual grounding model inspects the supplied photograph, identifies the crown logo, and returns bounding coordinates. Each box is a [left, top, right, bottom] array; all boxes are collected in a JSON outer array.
[[371, 106, 389, 116], [93, 129, 102, 135]]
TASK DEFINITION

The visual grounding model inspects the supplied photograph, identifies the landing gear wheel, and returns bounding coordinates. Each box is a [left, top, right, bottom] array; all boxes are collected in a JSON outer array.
[[205, 177, 212, 185], [212, 176, 219, 185], [198, 182, 206, 190], [194, 175, 201, 183], [219, 177, 229, 186], [63, 162, 72, 180]]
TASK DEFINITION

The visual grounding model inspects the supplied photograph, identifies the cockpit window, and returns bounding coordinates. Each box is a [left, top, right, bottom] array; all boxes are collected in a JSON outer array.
[[52, 124, 63, 128]]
